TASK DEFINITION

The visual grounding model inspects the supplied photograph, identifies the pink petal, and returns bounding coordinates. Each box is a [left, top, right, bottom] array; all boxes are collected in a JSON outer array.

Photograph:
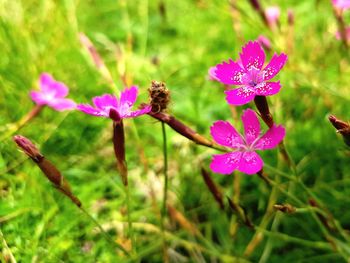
[[214, 59, 245, 85], [39, 73, 69, 98], [255, 81, 281, 96], [240, 41, 266, 71], [48, 98, 76, 111], [225, 87, 256, 105], [210, 152, 242, 175], [123, 105, 151, 118], [30, 91, 48, 105], [208, 66, 219, 81], [77, 104, 106, 117], [120, 86, 138, 107], [93, 94, 118, 109], [39, 73, 55, 93], [238, 151, 263, 175], [333, 0, 350, 9], [210, 120, 244, 148], [242, 109, 261, 145], [263, 53, 287, 81], [254, 125, 285, 150], [50, 81, 69, 98]]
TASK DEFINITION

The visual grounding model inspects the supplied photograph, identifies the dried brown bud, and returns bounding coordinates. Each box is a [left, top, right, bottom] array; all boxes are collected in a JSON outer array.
[[148, 80, 170, 113], [329, 115, 350, 147], [273, 204, 296, 214], [13, 135, 81, 207]]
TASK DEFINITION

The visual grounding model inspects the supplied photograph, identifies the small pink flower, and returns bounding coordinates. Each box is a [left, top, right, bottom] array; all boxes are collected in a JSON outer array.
[[30, 73, 76, 111], [210, 109, 285, 175], [332, 0, 350, 10], [77, 86, 151, 121], [265, 6, 280, 28], [213, 41, 287, 105]]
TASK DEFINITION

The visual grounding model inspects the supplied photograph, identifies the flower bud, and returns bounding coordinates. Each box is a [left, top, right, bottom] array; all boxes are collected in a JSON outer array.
[[329, 115, 350, 147], [13, 135, 81, 207]]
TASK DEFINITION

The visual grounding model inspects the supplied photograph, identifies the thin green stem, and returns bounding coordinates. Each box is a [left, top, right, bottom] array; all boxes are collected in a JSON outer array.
[[161, 122, 168, 217], [161, 121, 169, 261], [79, 206, 129, 255], [0, 229, 17, 263], [125, 184, 135, 254]]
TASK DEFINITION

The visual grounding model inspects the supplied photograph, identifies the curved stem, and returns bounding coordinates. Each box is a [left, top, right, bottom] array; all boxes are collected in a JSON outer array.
[[161, 121, 169, 262], [125, 184, 135, 253], [161, 122, 168, 217]]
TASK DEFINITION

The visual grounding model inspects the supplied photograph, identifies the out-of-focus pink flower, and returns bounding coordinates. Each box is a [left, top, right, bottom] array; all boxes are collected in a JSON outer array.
[[212, 41, 287, 105], [30, 73, 76, 111], [257, 35, 272, 51], [265, 6, 280, 28], [77, 86, 151, 121], [332, 0, 350, 10], [335, 26, 350, 40], [210, 109, 285, 175]]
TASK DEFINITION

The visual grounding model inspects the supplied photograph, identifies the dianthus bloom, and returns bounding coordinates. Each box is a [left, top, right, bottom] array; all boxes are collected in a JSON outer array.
[[213, 41, 287, 105], [210, 109, 285, 175], [77, 86, 151, 121], [332, 0, 350, 10], [30, 73, 76, 111]]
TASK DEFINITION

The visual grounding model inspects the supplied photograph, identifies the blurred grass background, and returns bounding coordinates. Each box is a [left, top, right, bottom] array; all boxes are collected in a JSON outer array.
[[1, 0, 350, 262]]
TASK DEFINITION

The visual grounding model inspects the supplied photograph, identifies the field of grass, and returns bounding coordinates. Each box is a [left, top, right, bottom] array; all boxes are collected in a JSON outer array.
[[1, 0, 350, 262]]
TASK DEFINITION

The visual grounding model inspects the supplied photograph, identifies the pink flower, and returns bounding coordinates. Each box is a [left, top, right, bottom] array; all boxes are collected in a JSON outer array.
[[30, 73, 76, 111], [265, 6, 280, 28], [332, 0, 350, 10], [213, 41, 287, 105], [210, 109, 285, 175], [77, 86, 151, 121]]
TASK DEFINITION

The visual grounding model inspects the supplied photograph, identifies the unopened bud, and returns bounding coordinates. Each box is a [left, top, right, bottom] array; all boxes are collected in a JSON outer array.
[[329, 115, 350, 147], [112, 120, 128, 186], [143, 106, 214, 148], [13, 135, 81, 207], [254, 96, 274, 128], [13, 135, 43, 162], [287, 9, 294, 26]]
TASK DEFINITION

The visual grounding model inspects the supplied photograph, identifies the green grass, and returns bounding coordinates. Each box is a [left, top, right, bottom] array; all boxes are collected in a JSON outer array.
[[1, 0, 350, 262]]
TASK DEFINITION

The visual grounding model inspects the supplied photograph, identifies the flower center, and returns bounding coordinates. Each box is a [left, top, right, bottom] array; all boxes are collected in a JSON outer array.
[[242, 67, 263, 87]]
